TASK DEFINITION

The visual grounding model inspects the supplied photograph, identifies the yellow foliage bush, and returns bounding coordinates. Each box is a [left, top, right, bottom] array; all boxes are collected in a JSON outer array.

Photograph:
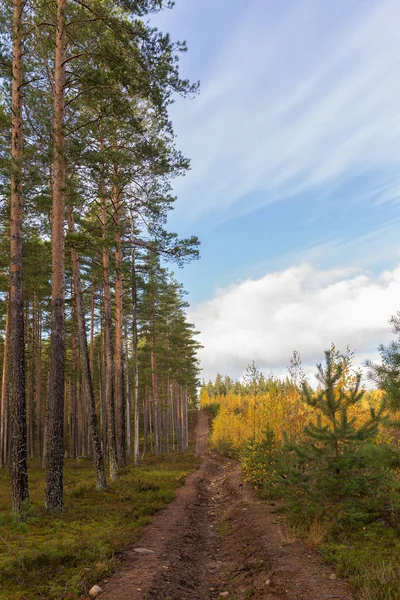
[[201, 386, 390, 453]]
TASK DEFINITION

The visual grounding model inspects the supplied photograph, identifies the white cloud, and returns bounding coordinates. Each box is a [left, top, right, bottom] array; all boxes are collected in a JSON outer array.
[[171, 0, 400, 219], [189, 263, 400, 382]]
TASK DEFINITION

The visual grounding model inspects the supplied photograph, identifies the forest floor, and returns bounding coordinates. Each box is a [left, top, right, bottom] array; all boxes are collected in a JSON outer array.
[[97, 411, 355, 600]]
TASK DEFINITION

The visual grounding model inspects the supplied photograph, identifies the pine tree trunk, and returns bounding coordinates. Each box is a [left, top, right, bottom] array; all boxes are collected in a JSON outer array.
[[169, 382, 175, 451], [0, 303, 10, 468], [28, 300, 35, 460], [124, 329, 132, 457], [129, 210, 140, 465], [151, 348, 160, 454], [45, 0, 67, 512], [10, 0, 29, 512], [99, 323, 107, 455], [78, 373, 86, 456], [176, 386, 182, 452], [89, 280, 95, 373], [150, 284, 161, 454], [35, 307, 42, 460], [142, 391, 148, 458], [183, 385, 188, 450], [70, 329, 78, 460], [67, 205, 107, 489], [165, 379, 170, 453], [41, 366, 50, 468], [99, 132, 119, 480], [113, 165, 126, 468]]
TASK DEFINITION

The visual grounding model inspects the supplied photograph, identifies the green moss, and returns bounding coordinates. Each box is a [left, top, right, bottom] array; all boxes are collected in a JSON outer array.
[[0, 451, 200, 599]]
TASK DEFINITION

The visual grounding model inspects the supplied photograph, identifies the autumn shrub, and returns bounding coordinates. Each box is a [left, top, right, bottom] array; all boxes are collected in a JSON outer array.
[[240, 428, 281, 494]]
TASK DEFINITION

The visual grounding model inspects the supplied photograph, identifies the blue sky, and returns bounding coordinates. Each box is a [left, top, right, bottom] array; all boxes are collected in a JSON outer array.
[[153, 0, 400, 381]]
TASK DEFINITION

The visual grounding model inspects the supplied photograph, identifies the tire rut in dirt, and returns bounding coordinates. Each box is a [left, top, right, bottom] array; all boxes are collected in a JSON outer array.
[[143, 458, 222, 600]]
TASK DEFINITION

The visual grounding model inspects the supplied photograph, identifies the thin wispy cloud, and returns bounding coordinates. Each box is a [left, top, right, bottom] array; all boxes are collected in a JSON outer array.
[[171, 0, 400, 220]]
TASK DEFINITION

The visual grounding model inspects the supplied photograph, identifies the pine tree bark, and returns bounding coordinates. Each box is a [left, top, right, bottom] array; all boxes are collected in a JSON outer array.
[[67, 205, 107, 489], [27, 300, 35, 460], [10, 0, 29, 512], [112, 164, 126, 468], [100, 321, 107, 454], [45, 0, 67, 512], [70, 328, 78, 460], [124, 328, 132, 457], [176, 385, 182, 452], [89, 280, 95, 373], [151, 347, 160, 454], [142, 390, 148, 458], [150, 284, 161, 454], [35, 306, 42, 460], [183, 385, 188, 450], [0, 303, 10, 468], [169, 382, 175, 451], [129, 211, 140, 465]]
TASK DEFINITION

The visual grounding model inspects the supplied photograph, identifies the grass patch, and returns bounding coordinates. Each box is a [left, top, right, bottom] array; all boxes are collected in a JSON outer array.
[[319, 521, 400, 599], [0, 451, 200, 599]]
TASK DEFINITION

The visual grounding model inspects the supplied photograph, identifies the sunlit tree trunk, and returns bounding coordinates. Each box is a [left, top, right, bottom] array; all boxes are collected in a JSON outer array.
[[112, 163, 126, 468], [124, 327, 132, 457]]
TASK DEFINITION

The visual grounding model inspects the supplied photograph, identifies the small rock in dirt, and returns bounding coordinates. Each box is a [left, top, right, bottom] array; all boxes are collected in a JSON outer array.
[[265, 580, 271, 586], [329, 574, 337, 580], [134, 548, 154, 555], [219, 592, 229, 598], [88, 585, 103, 598]]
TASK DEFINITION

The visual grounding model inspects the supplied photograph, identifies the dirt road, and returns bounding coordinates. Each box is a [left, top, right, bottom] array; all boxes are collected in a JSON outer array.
[[98, 411, 354, 600]]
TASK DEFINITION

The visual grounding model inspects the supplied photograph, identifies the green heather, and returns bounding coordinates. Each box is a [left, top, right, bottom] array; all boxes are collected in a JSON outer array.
[[0, 451, 200, 600]]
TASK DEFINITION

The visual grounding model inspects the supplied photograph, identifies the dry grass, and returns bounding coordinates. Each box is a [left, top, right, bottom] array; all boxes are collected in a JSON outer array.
[[278, 523, 300, 545], [359, 562, 400, 600], [305, 518, 330, 550]]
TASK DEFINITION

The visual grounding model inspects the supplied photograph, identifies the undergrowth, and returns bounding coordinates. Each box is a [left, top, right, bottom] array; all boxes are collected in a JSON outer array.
[[0, 451, 200, 600]]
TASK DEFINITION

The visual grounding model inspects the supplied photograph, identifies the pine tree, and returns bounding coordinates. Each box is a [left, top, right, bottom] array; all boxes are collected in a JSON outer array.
[[281, 348, 387, 523], [9, 0, 29, 514], [366, 312, 400, 412], [45, 0, 67, 514]]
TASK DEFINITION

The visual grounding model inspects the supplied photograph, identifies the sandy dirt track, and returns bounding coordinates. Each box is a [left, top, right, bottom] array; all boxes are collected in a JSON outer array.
[[95, 411, 355, 600]]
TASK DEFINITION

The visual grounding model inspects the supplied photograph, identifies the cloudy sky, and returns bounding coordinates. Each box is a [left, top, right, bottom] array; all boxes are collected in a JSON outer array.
[[153, 0, 400, 382]]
